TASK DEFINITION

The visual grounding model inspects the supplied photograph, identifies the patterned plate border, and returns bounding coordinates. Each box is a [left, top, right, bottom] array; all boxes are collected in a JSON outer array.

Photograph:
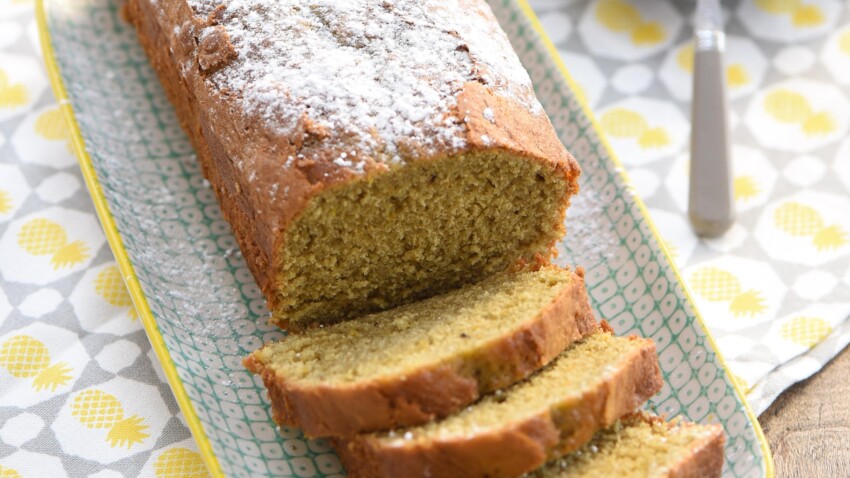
[[34, 0, 774, 476]]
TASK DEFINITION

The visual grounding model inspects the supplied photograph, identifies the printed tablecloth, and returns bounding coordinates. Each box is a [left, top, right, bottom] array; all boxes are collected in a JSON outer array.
[[1, 0, 849, 476], [1, 1, 207, 476], [528, 0, 850, 413]]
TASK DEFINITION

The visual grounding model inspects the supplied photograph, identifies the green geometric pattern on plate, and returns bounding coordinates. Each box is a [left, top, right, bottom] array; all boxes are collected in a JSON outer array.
[[44, 0, 765, 476]]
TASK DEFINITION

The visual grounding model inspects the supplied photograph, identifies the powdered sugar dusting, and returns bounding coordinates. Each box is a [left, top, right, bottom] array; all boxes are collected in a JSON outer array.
[[483, 107, 495, 123], [186, 0, 541, 169]]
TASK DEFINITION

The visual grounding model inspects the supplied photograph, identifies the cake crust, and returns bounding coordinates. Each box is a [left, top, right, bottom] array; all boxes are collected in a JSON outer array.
[[242, 268, 597, 437], [333, 332, 663, 478], [666, 421, 725, 478]]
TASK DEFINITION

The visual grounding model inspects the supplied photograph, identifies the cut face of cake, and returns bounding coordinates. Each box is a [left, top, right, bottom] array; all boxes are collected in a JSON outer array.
[[276, 151, 577, 329]]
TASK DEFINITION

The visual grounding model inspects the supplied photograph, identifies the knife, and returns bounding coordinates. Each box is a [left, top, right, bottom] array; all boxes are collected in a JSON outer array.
[[689, 0, 735, 237]]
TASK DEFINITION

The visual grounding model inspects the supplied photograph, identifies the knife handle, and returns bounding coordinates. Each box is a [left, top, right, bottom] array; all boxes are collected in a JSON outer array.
[[689, 32, 734, 237]]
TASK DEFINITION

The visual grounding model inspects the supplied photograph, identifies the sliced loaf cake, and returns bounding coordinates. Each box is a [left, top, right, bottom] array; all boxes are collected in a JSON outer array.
[[244, 266, 597, 436], [127, 0, 581, 331], [334, 329, 663, 478], [531, 412, 725, 478]]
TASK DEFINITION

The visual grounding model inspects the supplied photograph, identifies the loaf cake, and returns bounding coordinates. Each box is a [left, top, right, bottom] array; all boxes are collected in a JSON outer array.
[[334, 330, 663, 478], [125, 0, 581, 330], [531, 412, 725, 478], [127, 2, 725, 476], [243, 266, 597, 436]]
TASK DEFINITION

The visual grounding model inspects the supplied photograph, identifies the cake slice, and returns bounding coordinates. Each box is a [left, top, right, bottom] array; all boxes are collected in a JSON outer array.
[[244, 266, 597, 437], [531, 412, 725, 478], [334, 330, 663, 478]]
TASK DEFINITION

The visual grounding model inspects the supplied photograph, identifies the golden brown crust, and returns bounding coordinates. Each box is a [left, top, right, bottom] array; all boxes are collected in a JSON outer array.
[[125, 0, 581, 318], [242, 270, 598, 437], [457, 81, 580, 192], [333, 336, 663, 478], [334, 416, 560, 478], [666, 424, 725, 478]]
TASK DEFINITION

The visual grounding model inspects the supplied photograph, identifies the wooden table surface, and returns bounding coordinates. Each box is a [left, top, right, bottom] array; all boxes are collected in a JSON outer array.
[[759, 344, 850, 478]]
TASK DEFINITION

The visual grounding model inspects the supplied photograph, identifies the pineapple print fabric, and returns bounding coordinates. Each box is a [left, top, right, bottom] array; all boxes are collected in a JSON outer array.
[[532, 0, 850, 414], [0, 1, 205, 476]]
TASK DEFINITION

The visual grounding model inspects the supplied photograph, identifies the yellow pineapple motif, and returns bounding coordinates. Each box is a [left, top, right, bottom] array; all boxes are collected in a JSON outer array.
[[839, 30, 850, 55], [72, 389, 150, 448], [95, 266, 138, 320], [0, 465, 23, 478], [596, 0, 665, 45], [155, 448, 209, 478], [733, 176, 761, 201], [780, 317, 832, 348], [636, 127, 669, 149], [35, 108, 69, 140], [800, 112, 835, 135], [600, 108, 647, 137], [764, 90, 835, 135], [791, 5, 824, 26], [676, 43, 695, 71], [676, 44, 750, 88], [0, 69, 28, 110], [34, 107, 72, 152], [774, 202, 848, 251], [0, 335, 73, 392], [599, 108, 670, 149], [754, 0, 824, 27], [690, 267, 767, 317], [17, 218, 90, 269], [765, 90, 812, 122], [754, 0, 800, 12], [0, 190, 12, 214], [726, 64, 750, 88]]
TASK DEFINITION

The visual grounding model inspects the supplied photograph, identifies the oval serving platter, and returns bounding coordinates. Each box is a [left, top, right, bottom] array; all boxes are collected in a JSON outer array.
[[37, 0, 773, 476]]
